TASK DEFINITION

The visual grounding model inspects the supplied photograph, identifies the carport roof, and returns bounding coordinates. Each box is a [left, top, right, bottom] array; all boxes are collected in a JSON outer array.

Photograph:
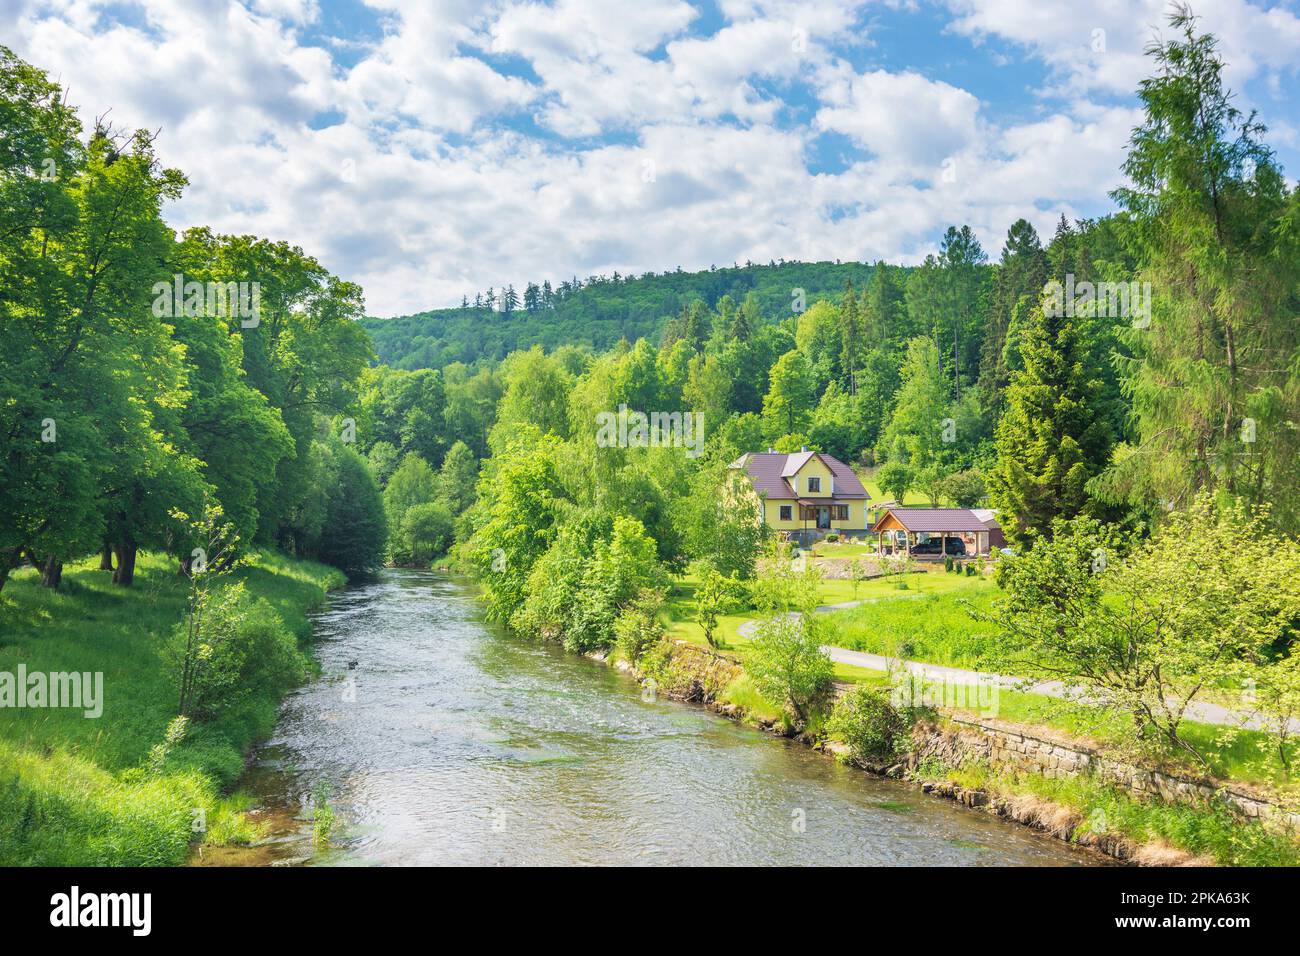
[[871, 508, 990, 533]]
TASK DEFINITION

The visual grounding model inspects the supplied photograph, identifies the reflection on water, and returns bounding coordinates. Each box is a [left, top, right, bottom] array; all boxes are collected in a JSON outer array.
[[219, 570, 1104, 867]]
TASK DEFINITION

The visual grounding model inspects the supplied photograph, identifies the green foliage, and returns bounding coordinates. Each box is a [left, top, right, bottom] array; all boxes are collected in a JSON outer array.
[[469, 431, 565, 622], [316, 443, 387, 573], [164, 582, 307, 722], [677, 467, 763, 580], [828, 685, 911, 764], [361, 261, 878, 369], [692, 563, 746, 648], [762, 349, 816, 442], [986, 493, 1300, 766], [985, 289, 1117, 548], [437, 440, 479, 515], [878, 336, 955, 506], [750, 539, 822, 615], [565, 516, 668, 652], [613, 587, 667, 663], [937, 468, 986, 508], [1099, 6, 1300, 534], [399, 502, 454, 565], [746, 613, 835, 727]]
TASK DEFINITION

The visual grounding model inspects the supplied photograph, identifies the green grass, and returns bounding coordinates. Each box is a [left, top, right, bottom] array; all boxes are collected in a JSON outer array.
[[809, 540, 877, 558], [820, 575, 1000, 666], [0, 550, 343, 865], [670, 572, 993, 671], [921, 757, 1300, 867], [676, 569, 1296, 790], [861, 478, 934, 507]]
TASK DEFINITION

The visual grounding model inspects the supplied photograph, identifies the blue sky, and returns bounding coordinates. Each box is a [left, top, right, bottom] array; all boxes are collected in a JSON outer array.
[[4, 0, 1298, 315]]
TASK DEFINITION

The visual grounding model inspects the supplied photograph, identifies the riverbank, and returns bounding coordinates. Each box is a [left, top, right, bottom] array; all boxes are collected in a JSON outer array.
[[0, 551, 344, 865], [589, 633, 1300, 867]]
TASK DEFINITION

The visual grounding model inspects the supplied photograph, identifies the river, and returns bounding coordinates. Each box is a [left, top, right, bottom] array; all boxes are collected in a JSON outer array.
[[212, 569, 1103, 866]]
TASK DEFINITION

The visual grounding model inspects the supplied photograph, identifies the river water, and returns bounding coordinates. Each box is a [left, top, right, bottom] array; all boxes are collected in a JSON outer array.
[[220, 569, 1102, 866]]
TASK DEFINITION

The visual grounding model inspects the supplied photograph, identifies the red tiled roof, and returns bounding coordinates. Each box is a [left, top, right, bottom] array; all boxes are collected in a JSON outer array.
[[731, 451, 868, 500], [871, 508, 989, 533]]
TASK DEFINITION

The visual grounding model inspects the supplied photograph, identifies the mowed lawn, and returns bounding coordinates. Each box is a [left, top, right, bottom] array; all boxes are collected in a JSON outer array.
[[663, 566, 992, 683]]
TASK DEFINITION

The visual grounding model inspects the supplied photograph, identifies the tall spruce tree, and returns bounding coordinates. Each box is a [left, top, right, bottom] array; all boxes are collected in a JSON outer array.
[[986, 295, 1116, 548], [1094, 5, 1300, 530]]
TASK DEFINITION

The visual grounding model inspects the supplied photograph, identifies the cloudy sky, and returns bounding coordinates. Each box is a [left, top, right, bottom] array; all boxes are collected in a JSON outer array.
[[4, 0, 1298, 316]]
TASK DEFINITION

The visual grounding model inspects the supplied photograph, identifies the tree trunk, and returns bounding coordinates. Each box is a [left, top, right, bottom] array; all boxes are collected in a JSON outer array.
[[40, 556, 62, 589], [112, 537, 137, 587], [99, 542, 114, 571], [178, 554, 193, 578], [0, 548, 18, 594]]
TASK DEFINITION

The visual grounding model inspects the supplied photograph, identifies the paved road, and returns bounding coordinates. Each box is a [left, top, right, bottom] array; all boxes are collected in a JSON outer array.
[[737, 600, 1299, 734]]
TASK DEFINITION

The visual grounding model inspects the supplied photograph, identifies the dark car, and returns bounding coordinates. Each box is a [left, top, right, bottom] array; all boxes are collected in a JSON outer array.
[[910, 536, 967, 556]]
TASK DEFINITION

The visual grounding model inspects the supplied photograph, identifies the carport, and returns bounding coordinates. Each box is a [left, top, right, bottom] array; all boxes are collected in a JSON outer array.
[[871, 508, 994, 558]]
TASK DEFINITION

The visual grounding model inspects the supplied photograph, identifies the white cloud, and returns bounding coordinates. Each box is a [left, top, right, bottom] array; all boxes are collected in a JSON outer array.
[[815, 69, 982, 168], [944, 0, 1300, 99], [3, 0, 1291, 318]]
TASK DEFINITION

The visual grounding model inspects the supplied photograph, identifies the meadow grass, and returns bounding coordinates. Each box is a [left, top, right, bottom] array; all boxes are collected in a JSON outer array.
[[0, 550, 343, 865], [819, 575, 1000, 666]]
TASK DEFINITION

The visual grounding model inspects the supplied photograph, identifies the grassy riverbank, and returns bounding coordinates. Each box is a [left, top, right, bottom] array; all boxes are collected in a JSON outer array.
[[644, 566, 1300, 866], [0, 551, 343, 865]]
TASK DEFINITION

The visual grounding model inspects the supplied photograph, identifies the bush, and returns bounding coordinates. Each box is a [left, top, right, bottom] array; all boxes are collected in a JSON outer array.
[[164, 583, 306, 722], [613, 588, 666, 663], [746, 614, 834, 727], [943, 555, 954, 572], [826, 533, 839, 543], [828, 685, 911, 764]]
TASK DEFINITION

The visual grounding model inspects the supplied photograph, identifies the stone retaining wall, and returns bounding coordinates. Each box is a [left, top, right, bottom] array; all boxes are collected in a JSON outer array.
[[915, 715, 1300, 829]]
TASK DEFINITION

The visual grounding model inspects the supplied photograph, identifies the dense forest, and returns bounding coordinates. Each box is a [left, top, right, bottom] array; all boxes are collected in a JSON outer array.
[[362, 259, 880, 368]]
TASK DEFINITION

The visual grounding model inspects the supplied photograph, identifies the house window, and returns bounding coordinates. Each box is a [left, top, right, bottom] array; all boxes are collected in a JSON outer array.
[[779, 505, 792, 521], [834, 505, 849, 521], [807, 477, 821, 492]]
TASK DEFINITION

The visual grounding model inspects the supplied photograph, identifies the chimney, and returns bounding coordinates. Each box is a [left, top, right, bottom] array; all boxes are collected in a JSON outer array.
[[767, 447, 775, 454], [801, 445, 808, 453]]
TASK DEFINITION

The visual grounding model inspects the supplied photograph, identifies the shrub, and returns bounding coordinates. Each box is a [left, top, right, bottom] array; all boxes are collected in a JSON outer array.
[[826, 533, 839, 543], [163, 583, 306, 722], [613, 588, 666, 663], [943, 555, 954, 572], [828, 685, 911, 764], [746, 614, 835, 727]]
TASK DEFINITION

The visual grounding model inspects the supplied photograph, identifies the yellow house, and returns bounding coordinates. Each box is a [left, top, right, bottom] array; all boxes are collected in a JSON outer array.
[[729, 448, 870, 546]]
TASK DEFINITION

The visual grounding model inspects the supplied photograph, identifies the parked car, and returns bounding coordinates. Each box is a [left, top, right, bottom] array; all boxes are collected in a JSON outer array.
[[910, 536, 967, 556]]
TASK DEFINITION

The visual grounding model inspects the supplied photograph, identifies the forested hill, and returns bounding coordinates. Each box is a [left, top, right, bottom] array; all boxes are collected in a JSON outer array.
[[361, 260, 881, 369]]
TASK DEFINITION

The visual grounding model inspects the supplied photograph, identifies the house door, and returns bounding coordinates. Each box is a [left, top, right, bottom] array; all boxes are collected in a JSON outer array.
[[816, 506, 831, 530]]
